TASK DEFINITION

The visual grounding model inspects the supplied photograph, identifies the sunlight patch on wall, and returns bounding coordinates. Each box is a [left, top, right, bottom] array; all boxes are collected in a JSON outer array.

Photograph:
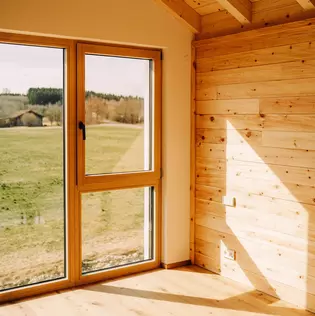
[[222, 120, 308, 300]]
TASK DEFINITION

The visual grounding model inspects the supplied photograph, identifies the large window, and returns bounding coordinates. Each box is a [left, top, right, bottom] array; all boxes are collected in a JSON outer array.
[[0, 44, 66, 291], [0, 36, 161, 302]]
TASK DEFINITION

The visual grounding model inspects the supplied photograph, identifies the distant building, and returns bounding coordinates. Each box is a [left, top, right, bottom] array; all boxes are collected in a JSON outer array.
[[0, 110, 44, 127]]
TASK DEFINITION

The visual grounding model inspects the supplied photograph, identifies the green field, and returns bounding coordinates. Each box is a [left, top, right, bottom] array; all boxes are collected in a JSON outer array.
[[0, 124, 146, 290]]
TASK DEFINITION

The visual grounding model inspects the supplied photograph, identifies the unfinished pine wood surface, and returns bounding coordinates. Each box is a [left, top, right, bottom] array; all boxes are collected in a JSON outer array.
[[193, 18, 315, 312], [0, 266, 313, 316], [198, 0, 315, 40]]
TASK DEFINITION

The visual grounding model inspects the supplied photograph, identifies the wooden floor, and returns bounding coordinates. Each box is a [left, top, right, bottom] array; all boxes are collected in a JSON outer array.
[[0, 265, 314, 316]]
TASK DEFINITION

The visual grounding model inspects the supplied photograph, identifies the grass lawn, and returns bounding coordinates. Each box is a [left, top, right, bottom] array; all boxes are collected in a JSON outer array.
[[0, 124, 147, 290]]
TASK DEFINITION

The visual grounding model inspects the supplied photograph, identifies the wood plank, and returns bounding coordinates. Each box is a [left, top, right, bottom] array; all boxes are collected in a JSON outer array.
[[196, 184, 315, 221], [198, 0, 315, 40], [196, 170, 315, 205], [197, 3, 224, 15], [196, 142, 315, 169], [184, 0, 224, 15], [190, 45, 196, 264], [193, 18, 315, 313], [196, 143, 227, 159], [195, 236, 315, 295], [195, 252, 315, 313], [215, 0, 252, 23], [161, 260, 191, 269], [295, 0, 315, 10], [2, 265, 315, 316], [195, 17, 315, 55], [154, 0, 201, 32], [260, 97, 315, 114], [264, 114, 315, 132], [196, 99, 260, 114], [196, 78, 315, 100], [196, 114, 264, 129], [197, 60, 315, 86], [262, 131, 315, 150], [195, 219, 311, 261], [196, 41, 315, 72], [196, 158, 315, 186], [195, 203, 311, 247], [252, 0, 309, 28], [195, 230, 314, 281], [195, 224, 311, 257], [200, 10, 243, 39], [196, 129, 262, 145], [195, 201, 315, 250]]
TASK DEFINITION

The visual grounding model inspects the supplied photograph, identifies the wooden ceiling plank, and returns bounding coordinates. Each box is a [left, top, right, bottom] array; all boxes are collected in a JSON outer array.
[[295, 0, 315, 10], [154, 0, 201, 32], [215, 0, 252, 23]]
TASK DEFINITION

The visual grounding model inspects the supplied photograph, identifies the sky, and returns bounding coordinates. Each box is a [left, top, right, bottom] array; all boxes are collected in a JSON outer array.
[[0, 43, 149, 97]]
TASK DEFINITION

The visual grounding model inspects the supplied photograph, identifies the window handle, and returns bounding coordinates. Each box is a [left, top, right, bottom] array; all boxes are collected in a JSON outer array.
[[78, 121, 86, 141]]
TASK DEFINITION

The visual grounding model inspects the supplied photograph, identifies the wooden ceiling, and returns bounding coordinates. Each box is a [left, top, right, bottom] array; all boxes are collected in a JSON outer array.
[[155, 0, 315, 35], [184, 0, 224, 15]]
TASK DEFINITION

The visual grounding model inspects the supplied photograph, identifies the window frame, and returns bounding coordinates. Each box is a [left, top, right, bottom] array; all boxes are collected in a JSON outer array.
[[76, 43, 162, 190], [0, 32, 162, 303]]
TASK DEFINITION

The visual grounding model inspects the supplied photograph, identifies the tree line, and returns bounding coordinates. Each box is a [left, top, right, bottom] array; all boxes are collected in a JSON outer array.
[[0, 87, 145, 126], [23, 88, 141, 105]]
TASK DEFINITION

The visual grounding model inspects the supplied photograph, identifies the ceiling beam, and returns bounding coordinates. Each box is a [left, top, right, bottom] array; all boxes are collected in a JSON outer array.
[[215, 0, 252, 24], [154, 0, 201, 33], [295, 0, 315, 10]]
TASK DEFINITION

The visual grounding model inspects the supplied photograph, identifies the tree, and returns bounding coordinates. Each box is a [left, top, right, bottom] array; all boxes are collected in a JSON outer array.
[[46, 105, 62, 126], [114, 98, 144, 124], [27, 88, 63, 105], [85, 96, 108, 125]]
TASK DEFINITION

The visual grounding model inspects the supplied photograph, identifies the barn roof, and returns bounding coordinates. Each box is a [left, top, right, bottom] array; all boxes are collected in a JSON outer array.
[[9, 109, 44, 119]]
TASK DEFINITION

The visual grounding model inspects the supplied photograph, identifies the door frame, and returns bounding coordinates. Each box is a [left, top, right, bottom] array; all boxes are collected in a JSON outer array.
[[0, 32, 162, 302]]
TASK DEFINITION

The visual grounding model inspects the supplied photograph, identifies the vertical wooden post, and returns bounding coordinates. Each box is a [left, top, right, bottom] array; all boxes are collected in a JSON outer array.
[[190, 44, 196, 264]]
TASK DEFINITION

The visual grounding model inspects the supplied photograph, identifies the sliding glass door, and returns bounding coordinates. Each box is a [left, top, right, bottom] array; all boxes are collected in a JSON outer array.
[[0, 35, 161, 301]]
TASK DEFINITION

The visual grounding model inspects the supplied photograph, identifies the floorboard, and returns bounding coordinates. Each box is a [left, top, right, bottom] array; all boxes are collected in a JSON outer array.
[[0, 265, 313, 316]]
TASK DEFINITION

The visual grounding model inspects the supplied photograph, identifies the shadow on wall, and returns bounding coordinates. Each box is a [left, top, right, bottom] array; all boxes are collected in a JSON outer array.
[[195, 114, 315, 313], [84, 115, 315, 315]]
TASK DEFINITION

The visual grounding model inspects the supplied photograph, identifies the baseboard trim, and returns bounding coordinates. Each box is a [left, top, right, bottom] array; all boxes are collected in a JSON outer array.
[[161, 260, 191, 269]]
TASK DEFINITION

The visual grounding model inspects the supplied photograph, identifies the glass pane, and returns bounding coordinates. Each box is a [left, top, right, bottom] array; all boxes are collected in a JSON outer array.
[[84, 55, 152, 175], [82, 187, 153, 274], [0, 43, 66, 291]]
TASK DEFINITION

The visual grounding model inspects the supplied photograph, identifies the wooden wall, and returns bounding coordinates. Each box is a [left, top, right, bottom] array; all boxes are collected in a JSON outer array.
[[198, 0, 315, 40], [192, 17, 315, 312]]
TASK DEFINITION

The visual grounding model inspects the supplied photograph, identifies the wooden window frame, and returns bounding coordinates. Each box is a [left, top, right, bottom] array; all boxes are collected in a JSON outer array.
[[76, 43, 162, 191], [0, 32, 162, 303]]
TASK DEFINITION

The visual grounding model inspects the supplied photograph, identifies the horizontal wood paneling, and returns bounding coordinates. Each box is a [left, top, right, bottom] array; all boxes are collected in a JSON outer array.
[[197, 42, 315, 72], [193, 18, 315, 312], [196, 114, 264, 129], [198, 1, 315, 41], [197, 60, 315, 86], [260, 97, 315, 114], [196, 99, 260, 114], [262, 131, 315, 150], [196, 128, 262, 145], [195, 17, 315, 55], [196, 142, 315, 168], [196, 78, 315, 100]]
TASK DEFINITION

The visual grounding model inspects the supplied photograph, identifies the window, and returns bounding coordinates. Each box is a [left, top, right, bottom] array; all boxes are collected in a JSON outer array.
[[0, 35, 161, 302], [0, 43, 66, 291]]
